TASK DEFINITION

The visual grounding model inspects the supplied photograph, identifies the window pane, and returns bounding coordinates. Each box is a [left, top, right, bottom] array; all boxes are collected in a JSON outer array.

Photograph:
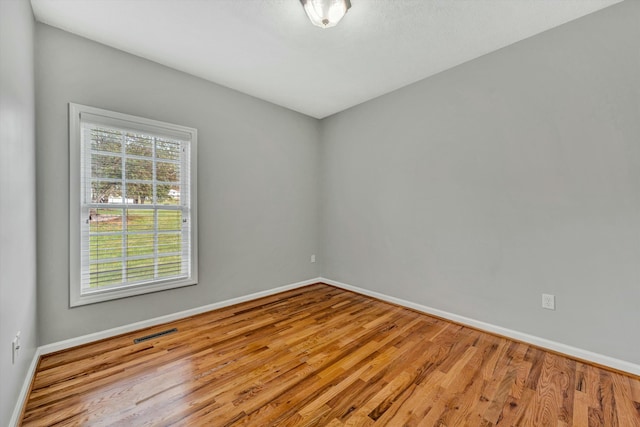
[[125, 158, 152, 180], [157, 185, 180, 205], [158, 255, 182, 278], [156, 162, 179, 183], [127, 258, 155, 282], [125, 133, 152, 157], [126, 183, 153, 204], [90, 234, 122, 260], [126, 209, 154, 232], [127, 233, 154, 257], [90, 262, 122, 288], [92, 154, 121, 179], [156, 138, 181, 160], [158, 233, 181, 254], [91, 182, 122, 204], [90, 128, 121, 153], [158, 210, 182, 231], [90, 208, 123, 233]]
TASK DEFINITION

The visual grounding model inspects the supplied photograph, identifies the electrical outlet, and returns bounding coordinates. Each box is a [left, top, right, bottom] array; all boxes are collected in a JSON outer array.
[[310, 254, 316, 263], [542, 294, 555, 310], [12, 331, 21, 364]]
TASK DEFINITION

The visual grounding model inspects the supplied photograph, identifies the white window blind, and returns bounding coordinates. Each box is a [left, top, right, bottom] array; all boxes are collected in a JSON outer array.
[[70, 104, 197, 306]]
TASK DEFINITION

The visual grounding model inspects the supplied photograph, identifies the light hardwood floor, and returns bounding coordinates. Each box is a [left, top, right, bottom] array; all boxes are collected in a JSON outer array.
[[21, 283, 640, 426]]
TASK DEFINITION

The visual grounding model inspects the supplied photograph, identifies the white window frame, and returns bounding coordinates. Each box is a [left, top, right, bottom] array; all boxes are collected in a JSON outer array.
[[69, 103, 198, 306]]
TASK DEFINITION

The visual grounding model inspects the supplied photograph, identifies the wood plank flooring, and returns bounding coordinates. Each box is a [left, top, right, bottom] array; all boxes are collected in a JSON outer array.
[[21, 283, 640, 426]]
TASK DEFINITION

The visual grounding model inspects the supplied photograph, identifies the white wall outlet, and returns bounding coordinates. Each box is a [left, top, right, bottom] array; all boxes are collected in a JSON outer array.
[[12, 331, 21, 364], [310, 254, 316, 263], [542, 294, 555, 310]]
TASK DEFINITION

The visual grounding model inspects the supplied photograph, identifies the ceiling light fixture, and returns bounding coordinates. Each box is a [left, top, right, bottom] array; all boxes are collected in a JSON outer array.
[[300, 0, 351, 29]]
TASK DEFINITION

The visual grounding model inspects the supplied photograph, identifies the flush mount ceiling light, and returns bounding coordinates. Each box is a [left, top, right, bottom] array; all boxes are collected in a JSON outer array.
[[300, 0, 352, 28]]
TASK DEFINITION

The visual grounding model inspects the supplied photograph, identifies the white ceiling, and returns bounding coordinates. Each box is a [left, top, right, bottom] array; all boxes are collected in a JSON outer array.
[[30, 0, 622, 119]]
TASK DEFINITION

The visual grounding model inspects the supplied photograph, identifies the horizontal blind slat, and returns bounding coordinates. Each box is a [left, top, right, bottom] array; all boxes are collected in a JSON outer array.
[[81, 113, 193, 141]]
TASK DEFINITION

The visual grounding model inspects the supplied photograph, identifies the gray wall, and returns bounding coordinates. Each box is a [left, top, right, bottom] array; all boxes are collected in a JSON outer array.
[[27, 0, 640, 369], [321, 1, 640, 365], [36, 24, 320, 344], [0, 0, 38, 424]]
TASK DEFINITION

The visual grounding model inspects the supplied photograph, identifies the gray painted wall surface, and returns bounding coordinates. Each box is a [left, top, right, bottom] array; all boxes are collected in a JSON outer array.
[[36, 24, 320, 344], [321, 1, 640, 364], [0, 0, 38, 424]]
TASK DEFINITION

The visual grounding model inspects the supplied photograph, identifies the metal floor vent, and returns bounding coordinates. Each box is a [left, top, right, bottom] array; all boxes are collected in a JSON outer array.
[[134, 328, 178, 344]]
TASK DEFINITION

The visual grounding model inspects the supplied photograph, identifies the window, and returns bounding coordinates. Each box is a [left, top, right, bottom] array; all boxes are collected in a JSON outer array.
[[69, 103, 197, 306]]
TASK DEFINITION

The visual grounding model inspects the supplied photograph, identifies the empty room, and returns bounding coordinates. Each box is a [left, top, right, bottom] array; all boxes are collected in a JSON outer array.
[[1, 0, 639, 425]]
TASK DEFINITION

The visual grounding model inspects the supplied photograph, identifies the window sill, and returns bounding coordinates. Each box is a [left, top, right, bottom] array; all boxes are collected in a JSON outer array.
[[70, 278, 197, 307]]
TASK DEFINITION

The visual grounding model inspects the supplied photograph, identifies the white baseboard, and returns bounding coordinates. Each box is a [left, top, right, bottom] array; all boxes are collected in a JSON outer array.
[[39, 277, 322, 356], [320, 277, 640, 377], [8, 347, 41, 427]]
